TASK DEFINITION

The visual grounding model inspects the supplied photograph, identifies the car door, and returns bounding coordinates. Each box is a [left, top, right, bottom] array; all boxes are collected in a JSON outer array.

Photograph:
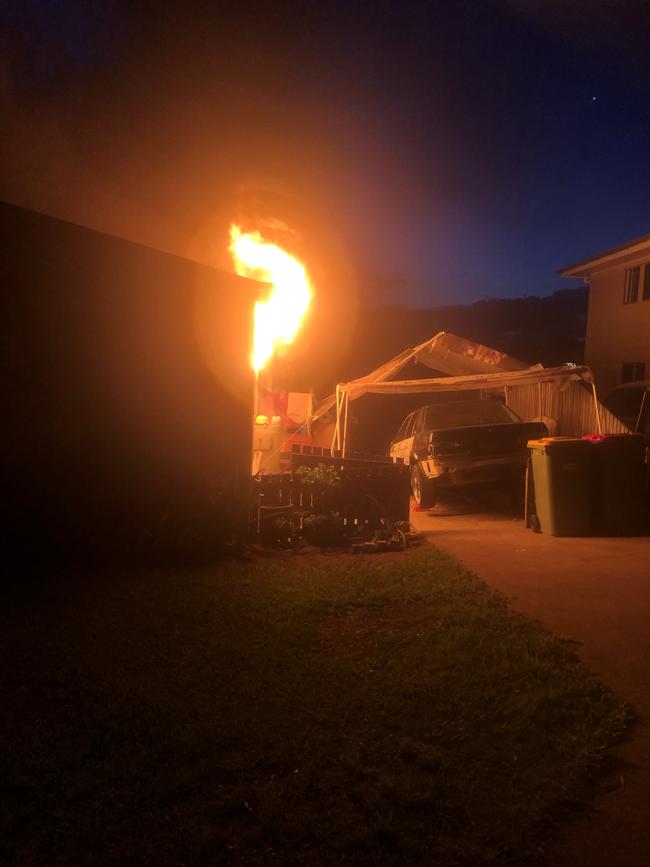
[[390, 412, 416, 463]]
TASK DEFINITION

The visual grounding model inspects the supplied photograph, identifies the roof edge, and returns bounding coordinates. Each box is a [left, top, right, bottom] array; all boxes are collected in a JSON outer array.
[[559, 231, 650, 277]]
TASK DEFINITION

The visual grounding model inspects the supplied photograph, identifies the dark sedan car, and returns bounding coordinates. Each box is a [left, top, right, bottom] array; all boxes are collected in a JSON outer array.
[[389, 397, 547, 507]]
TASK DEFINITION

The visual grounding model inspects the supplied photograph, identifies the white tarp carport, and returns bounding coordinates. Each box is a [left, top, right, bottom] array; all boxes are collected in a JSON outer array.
[[313, 332, 604, 455], [313, 331, 531, 420]]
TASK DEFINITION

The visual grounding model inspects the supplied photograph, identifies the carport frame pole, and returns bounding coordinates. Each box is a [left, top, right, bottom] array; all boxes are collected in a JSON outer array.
[[636, 390, 647, 433], [592, 381, 603, 434], [331, 385, 350, 456], [341, 390, 350, 457], [332, 384, 342, 453], [251, 370, 261, 476]]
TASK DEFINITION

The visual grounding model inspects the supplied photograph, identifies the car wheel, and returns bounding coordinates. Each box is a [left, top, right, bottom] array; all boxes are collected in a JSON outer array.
[[411, 464, 437, 509]]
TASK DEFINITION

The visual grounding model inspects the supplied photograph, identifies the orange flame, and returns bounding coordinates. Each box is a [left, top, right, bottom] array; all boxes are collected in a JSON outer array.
[[229, 225, 313, 373]]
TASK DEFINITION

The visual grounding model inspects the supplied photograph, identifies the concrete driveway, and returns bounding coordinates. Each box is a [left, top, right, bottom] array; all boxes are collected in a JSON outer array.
[[411, 503, 650, 867]]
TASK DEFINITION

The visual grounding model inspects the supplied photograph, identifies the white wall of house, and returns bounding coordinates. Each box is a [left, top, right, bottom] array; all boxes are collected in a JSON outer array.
[[582, 252, 650, 396]]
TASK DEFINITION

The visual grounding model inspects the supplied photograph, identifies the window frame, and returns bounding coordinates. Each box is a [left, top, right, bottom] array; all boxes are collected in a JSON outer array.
[[621, 361, 646, 384], [644, 264, 650, 301], [395, 413, 416, 441], [623, 266, 640, 304]]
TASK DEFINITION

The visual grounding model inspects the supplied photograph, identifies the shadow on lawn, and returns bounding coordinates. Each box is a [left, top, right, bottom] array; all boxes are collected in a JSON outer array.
[[0, 548, 635, 865]]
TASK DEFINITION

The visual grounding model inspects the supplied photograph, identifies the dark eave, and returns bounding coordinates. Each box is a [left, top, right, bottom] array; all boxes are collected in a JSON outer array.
[[559, 231, 650, 278]]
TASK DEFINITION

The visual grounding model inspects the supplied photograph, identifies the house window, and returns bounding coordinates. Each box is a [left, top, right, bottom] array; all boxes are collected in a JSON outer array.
[[623, 267, 640, 303], [621, 362, 646, 383], [644, 264, 650, 301]]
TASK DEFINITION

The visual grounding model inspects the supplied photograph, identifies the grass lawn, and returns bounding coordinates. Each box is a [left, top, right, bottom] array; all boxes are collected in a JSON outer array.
[[1, 547, 632, 866]]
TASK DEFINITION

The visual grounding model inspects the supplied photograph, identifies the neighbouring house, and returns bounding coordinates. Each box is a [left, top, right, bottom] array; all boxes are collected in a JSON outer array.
[[561, 234, 650, 397]]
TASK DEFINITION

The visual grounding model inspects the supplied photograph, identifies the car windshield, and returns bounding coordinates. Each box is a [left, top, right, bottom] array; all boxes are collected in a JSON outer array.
[[423, 399, 518, 430]]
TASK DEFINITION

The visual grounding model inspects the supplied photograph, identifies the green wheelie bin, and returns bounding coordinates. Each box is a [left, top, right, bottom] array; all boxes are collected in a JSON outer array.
[[584, 434, 648, 535], [527, 437, 593, 536]]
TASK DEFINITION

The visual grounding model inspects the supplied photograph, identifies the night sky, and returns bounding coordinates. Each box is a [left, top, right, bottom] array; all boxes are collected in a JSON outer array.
[[2, 0, 650, 306]]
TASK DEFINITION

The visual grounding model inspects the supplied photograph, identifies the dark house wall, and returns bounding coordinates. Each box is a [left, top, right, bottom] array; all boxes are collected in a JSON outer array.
[[1, 202, 256, 565]]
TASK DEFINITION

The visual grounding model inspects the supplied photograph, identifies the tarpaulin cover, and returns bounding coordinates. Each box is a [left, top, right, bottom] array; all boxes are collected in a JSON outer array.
[[342, 364, 593, 400], [313, 331, 536, 419]]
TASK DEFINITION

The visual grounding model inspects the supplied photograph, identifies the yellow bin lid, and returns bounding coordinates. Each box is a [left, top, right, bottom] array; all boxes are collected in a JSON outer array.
[[527, 436, 590, 448]]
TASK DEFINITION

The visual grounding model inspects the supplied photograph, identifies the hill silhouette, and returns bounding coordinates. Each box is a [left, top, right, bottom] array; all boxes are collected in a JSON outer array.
[[341, 287, 588, 383]]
